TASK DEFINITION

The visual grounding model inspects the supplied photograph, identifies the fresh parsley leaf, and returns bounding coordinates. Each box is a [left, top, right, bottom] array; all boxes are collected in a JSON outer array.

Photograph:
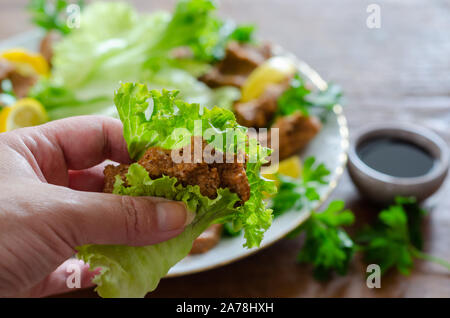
[[28, 0, 84, 35], [395, 196, 426, 250], [277, 73, 342, 118], [293, 200, 356, 281], [271, 158, 354, 280], [357, 196, 450, 275], [271, 174, 303, 217], [229, 24, 256, 43], [277, 74, 311, 116], [302, 157, 330, 184], [271, 156, 330, 217]]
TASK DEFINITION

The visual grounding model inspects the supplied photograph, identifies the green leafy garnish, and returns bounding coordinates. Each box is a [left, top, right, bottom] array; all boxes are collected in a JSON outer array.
[[357, 197, 450, 276], [229, 24, 256, 43], [277, 73, 342, 117], [270, 155, 448, 281], [149, 0, 255, 62], [271, 158, 355, 280], [28, 0, 84, 34], [77, 83, 275, 297], [271, 157, 330, 217], [289, 200, 355, 281]]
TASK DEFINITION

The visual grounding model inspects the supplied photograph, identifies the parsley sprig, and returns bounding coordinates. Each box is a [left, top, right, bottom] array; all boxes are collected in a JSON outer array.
[[288, 200, 356, 280], [229, 24, 256, 43], [273, 157, 450, 281], [27, 0, 84, 35], [357, 197, 450, 275], [271, 157, 330, 217], [277, 73, 342, 118], [271, 157, 356, 280]]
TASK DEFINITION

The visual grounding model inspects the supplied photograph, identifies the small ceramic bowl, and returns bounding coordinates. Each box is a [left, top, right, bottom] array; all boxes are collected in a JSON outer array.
[[348, 122, 449, 205]]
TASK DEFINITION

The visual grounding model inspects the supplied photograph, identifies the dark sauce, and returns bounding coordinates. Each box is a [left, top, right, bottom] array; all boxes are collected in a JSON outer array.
[[357, 137, 435, 178]]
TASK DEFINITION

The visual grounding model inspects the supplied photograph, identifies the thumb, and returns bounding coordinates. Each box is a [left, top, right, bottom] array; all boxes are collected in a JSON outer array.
[[61, 189, 195, 247]]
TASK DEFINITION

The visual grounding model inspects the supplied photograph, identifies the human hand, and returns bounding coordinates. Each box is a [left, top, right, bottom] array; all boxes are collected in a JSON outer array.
[[0, 116, 192, 297]]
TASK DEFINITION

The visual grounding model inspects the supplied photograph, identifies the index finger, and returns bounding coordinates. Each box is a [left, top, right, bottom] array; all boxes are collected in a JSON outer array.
[[16, 116, 131, 184]]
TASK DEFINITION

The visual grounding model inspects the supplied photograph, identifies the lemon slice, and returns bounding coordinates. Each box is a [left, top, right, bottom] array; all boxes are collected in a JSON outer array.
[[262, 156, 303, 184], [0, 98, 48, 132], [241, 56, 296, 102], [1, 48, 50, 77]]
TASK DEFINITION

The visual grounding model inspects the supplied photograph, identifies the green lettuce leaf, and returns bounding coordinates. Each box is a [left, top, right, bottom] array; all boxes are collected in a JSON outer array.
[[78, 164, 239, 297], [34, 0, 242, 119], [114, 82, 246, 160], [77, 83, 275, 297]]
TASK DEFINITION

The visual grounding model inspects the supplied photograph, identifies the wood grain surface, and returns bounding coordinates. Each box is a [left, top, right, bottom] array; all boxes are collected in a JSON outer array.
[[1, 0, 449, 297]]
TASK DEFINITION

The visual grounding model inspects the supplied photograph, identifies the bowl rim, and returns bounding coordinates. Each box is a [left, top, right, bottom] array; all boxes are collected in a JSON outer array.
[[348, 122, 449, 186]]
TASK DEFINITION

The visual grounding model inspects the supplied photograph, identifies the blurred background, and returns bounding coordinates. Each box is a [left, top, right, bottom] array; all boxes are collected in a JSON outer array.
[[0, 0, 449, 297]]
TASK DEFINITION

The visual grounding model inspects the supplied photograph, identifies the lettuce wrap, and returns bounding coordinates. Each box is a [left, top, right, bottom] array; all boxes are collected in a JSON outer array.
[[76, 82, 275, 297]]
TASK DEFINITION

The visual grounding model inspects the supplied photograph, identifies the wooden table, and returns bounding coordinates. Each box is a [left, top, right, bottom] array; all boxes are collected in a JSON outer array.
[[1, 0, 449, 297]]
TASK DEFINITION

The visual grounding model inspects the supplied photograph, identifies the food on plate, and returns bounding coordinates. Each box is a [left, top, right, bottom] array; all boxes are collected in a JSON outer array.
[[268, 113, 322, 161], [262, 156, 303, 182], [199, 41, 272, 88], [240, 56, 296, 102], [28, 0, 250, 119], [0, 97, 47, 132], [76, 82, 275, 297], [0, 49, 49, 99], [234, 80, 289, 128], [0, 0, 343, 256], [230, 58, 325, 160], [190, 224, 223, 254]]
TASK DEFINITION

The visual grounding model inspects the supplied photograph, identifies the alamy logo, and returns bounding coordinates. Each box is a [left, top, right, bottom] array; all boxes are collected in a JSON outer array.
[[366, 4, 381, 29], [66, 4, 81, 29], [366, 264, 381, 288], [66, 262, 81, 289]]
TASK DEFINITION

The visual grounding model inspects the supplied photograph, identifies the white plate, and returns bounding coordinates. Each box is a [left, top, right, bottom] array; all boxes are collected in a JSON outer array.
[[0, 30, 349, 277]]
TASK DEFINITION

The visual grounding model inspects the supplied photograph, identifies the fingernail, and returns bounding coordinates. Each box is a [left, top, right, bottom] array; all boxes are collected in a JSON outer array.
[[156, 202, 193, 231]]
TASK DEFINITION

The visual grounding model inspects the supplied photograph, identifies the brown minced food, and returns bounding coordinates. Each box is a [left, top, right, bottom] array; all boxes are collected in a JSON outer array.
[[103, 137, 250, 202], [199, 41, 272, 88], [103, 137, 250, 254]]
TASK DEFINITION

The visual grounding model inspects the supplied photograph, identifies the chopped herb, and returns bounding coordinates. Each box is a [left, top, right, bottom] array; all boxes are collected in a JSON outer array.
[[357, 196, 450, 275], [271, 156, 330, 217], [289, 200, 356, 281], [271, 158, 355, 280], [277, 73, 342, 118], [229, 24, 256, 43], [27, 0, 84, 35]]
